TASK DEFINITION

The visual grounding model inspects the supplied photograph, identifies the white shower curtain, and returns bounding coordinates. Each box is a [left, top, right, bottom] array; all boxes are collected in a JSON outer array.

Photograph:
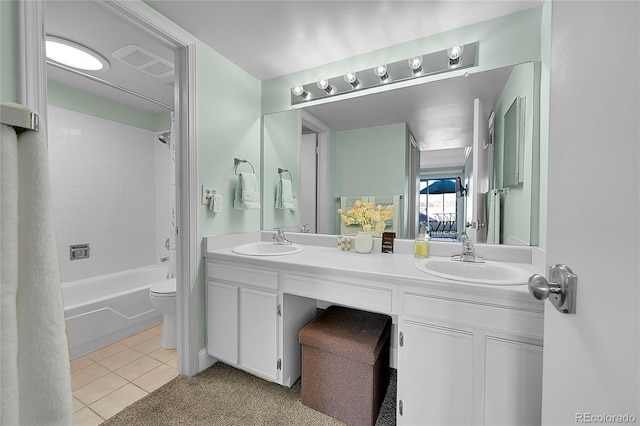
[[1, 114, 73, 425]]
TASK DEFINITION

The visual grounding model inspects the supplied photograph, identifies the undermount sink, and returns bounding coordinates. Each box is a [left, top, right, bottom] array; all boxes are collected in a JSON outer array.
[[415, 257, 531, 286], [232, 242, 304, 256]]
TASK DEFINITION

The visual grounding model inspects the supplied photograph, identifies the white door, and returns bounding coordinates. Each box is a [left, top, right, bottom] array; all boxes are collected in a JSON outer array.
[[299, 132, 317, 233], [240, 288, 278, 382], [471, 98, 490, 243], [542, 2, 639, 424]]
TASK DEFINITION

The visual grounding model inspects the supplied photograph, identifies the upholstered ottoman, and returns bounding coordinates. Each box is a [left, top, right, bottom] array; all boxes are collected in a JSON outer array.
[[298, 305, 391, 426]]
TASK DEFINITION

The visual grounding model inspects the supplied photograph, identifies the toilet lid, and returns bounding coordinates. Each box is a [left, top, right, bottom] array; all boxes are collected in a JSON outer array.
[[150, 279, 176, 296]]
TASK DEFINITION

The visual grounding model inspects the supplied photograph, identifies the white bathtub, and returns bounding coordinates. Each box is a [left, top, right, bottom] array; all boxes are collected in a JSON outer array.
[[63, 265, 167, 359]]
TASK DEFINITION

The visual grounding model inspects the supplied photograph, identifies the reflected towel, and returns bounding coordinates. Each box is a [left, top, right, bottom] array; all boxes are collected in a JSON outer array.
[[234, 172, 260, 210], [1, 120, 73, 425], [275, 177, 295, 210], [486, 190, 501, 244]]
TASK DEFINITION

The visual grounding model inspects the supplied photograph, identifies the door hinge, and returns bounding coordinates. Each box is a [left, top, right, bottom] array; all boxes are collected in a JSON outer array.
[[277, 358, 282, 370], [399, 331, 404, 347], [399, 399, 403, 416], [277, 304, 282, 316]]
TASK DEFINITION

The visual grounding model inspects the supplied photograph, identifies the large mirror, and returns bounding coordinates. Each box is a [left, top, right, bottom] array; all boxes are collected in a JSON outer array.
[[263, 62, 541, 245]]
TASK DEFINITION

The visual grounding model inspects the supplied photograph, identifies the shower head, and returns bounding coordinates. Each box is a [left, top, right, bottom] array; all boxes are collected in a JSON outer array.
[[158, 131, 171, 144]]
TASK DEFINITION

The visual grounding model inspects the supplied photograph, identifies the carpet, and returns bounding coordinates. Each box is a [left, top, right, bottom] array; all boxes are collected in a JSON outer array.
[[103, 362, 396, 426]]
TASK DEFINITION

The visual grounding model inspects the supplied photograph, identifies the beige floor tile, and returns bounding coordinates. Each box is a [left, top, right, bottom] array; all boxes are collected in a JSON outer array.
[[72, 363, 110, 391], [74, 372, 128, 405], [147, 324, 162, 335], [132, 364, 178, 393], [165, 356, 178, 369], [73, 407, 103, 426], [147, 347, 177, 364], [86, 342, 127, 362], [70, 355, 95, 373], [98, 348, 144, 371], [118, 330, 154, 347], [114, 355, 162, 381], [132, 334, 162, 354], [89, 383, 147, 420], [73, 397, 85, 413]]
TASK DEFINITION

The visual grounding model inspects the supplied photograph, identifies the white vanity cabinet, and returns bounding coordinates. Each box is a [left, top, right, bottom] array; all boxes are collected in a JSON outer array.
[[206, 260, 317, 386], [397, 286, 544, 426]]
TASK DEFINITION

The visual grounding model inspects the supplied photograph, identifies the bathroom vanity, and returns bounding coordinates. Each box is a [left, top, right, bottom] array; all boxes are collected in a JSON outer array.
[[205, 236, 544, 425]]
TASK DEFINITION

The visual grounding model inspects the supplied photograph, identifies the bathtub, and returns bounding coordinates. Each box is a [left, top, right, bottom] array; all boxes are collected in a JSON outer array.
[[63, 265, 168, 359]]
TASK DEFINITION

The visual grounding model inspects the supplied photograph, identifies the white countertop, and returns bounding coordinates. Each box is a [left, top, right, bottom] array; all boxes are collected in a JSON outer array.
[[205, 235, 543, 307]]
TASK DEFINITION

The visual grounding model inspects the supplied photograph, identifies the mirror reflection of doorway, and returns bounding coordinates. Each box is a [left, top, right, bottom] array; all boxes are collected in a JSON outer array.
[[419, 178, 459, 241], [299, 127, 318, 233]]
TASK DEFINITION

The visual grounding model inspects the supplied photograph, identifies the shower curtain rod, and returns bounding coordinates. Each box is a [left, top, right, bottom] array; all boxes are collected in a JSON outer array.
[[47, 60, 175, 112]]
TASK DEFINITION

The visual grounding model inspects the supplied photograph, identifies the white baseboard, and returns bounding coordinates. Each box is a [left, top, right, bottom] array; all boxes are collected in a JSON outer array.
[[199, 348, 216, 373]]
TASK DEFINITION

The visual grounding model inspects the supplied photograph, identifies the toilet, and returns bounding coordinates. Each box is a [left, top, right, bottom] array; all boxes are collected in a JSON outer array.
[[149, 278, 177, 349]]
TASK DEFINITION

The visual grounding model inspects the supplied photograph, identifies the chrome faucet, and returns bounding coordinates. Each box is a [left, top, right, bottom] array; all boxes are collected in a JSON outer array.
[[273, 228, 292, 245], [453, 234, 483, 263]]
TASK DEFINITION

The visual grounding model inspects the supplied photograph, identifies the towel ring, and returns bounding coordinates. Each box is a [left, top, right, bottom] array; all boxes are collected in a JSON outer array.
[[278, 168, 293, 180], [234, 158, 255, 175]]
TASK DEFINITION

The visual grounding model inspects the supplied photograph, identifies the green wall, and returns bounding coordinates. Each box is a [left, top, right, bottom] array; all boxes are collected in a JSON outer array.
[[47, 81, 171, 131], [1, 0, 18, 103], [334, 123, 408, 196]]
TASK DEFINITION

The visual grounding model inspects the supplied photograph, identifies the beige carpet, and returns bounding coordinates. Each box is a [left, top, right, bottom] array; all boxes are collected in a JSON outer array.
[[103, 362, 396, 426]]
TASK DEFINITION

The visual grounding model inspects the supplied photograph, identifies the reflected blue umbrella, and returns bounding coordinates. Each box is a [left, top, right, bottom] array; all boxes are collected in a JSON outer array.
[[420, 179, 457, 234]]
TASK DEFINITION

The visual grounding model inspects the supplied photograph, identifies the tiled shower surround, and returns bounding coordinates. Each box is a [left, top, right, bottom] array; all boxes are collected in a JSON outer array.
[[47, 105, 172, 283]]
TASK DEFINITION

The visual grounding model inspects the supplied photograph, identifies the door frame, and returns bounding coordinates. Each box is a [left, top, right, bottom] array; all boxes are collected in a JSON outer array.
[[19, 0, 201, 376]]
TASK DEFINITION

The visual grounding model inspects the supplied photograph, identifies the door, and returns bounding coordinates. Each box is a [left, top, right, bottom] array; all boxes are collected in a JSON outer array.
[[240, 288, 279, 382], [542, 2, 639, 423], [299, 132, 317, 233], [471, 98, 490, 243], [206, 282, 239, 365]]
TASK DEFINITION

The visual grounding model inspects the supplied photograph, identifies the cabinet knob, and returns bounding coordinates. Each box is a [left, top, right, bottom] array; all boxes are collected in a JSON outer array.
[[528, 264, 577, 314]]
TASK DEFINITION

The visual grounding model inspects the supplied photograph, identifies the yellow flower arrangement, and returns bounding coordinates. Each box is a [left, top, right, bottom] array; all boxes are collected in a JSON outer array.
[[338, 200, 395, 235]]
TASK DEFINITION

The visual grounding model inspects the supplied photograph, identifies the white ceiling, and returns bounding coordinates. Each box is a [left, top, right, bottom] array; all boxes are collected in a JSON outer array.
[[45, 0, 541, 166]]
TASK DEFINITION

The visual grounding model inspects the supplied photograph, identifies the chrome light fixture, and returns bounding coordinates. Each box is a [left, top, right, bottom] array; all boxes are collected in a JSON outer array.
[[447, 45, 464, 69], [373, 64, 389, 82], [290, 42, 477, 105], [344, 72, 360, 88], [408, 56, 423, 75], [292, 85, 310, 99], [316, 79, 334, 94]]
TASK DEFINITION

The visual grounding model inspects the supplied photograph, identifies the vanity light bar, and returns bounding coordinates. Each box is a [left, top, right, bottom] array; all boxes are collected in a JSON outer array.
[[291, 42, 477, 105]]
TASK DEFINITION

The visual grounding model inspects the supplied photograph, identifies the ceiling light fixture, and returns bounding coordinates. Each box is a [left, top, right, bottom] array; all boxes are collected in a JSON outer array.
[[373, 64, 389, 82], [344, 72, 360, 88], [316, 79, 334, 94], [290, 42, 477, 106], [45, 36, 109, 71], [447, 45, 464, 69], [408, 56, 423, 75], [292, 85, 310, 99]]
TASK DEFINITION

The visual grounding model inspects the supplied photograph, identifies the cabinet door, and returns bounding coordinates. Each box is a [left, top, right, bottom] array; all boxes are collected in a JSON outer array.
[[240, 287, 279, 382], [206, 281, 239, 365], [398, 322, 474, 426], [484, 337, 543, 426]]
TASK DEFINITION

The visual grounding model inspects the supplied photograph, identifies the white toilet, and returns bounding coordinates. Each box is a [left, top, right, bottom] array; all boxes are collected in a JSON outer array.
[[149, 278, 177, 349]]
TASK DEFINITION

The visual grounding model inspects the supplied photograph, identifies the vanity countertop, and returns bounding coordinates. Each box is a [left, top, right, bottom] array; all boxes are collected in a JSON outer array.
[[205, 240, 542, 306]]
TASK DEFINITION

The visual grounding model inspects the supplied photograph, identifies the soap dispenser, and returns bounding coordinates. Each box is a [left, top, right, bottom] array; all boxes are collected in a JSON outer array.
[[414, 223, 430, 258]]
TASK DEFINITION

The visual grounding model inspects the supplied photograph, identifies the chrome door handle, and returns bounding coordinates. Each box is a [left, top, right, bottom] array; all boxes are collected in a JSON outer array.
[[528, 264, 577, 314]]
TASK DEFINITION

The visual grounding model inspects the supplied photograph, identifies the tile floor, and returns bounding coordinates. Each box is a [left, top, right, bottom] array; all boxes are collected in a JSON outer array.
[[71, 324, 178, 425]]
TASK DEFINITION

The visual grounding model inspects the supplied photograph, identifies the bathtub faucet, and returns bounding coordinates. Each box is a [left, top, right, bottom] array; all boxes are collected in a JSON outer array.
[[273, 228, 292, 245]]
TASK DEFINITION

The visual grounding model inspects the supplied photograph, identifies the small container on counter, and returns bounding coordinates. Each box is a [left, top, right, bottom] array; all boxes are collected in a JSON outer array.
[[337, 234, 352, 251], [381, 232, 396, 253]]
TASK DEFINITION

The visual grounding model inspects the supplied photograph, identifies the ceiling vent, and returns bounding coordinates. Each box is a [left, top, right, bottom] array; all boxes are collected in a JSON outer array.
[[112, 44, 173, 78]]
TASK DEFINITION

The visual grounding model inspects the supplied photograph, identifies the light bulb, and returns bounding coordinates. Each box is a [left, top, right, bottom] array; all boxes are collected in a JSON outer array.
[[344, 72, 360, 88], [292, 85, 309, 99], [316, 79, 333, 94], [408, 56, 423, 73], [447, 45, 464, 68], [373, 64, 389, 82]]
